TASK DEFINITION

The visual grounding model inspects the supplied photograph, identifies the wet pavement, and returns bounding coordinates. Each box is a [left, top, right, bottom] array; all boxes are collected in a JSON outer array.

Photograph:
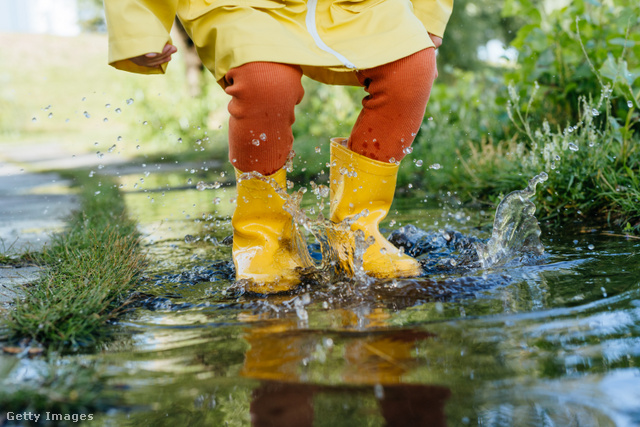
[[0, 141, 91, 305], [0, 159, 78, 304]]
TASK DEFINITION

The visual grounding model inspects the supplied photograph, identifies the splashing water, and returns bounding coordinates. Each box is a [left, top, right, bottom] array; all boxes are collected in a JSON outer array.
[[230, 169, 549, 287], [234, 170, 375, 287], [474, 172, 548, 268]]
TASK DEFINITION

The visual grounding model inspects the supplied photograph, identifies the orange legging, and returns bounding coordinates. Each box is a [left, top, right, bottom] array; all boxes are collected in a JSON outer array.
[[225, 48, 437, 175]]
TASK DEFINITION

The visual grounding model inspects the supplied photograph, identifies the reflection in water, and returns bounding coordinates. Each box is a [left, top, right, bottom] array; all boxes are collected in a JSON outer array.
[[251, 381, 450, 427], [240, 305, 451, 426]]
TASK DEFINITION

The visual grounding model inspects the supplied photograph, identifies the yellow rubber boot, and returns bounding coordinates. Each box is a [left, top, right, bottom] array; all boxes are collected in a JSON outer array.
[[232, 168, 312, 293], [329, 138, 422, 278]]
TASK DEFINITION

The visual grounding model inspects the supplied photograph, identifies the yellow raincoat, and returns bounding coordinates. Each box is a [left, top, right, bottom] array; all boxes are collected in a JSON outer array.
[[105, 0, 453, 86]]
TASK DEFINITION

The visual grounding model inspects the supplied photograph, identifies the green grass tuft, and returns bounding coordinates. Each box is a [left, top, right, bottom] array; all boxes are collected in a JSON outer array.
[[3, 175, 146, 346]]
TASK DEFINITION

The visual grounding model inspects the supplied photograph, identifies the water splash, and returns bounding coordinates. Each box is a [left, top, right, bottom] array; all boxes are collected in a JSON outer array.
[[475, 172, 548, 268], [235, 170, 374, 286]]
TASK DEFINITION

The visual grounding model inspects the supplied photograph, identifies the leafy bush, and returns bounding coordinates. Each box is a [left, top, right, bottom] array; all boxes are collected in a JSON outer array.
[[502, 0, 640, 125]]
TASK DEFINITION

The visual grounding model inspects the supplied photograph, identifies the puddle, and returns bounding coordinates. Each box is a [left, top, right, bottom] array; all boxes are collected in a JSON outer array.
[[3, 166, 640, 426]]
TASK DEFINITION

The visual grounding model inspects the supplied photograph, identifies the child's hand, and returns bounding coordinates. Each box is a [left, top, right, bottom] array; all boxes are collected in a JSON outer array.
[[130, 43, 178, 69], [428, 34, 442, 49]]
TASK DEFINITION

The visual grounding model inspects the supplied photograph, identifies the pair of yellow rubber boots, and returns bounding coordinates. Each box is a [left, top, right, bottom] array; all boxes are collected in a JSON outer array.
[[232, 138, 421, 293]]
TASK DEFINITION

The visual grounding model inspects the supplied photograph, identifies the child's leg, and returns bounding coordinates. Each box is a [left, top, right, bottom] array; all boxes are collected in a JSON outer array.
[[225, 62, 311, 292], [349, 48, 437, 163], [224, 62, 304, 175]]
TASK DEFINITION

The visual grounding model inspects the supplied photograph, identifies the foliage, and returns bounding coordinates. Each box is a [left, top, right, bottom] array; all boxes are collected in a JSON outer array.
[[437, 0, 519, 75], [399, 66, 511, 192], [510, 84, 640, 228], [502, 0, 640, 126], [402, 0, 640, 233]]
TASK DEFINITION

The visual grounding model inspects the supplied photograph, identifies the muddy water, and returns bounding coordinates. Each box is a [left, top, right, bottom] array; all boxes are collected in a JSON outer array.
[[89, 169, 640, 425]]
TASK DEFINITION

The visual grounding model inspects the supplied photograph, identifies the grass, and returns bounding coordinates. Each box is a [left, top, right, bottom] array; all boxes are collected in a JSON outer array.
[[2, 173, 146, 346], [0, 251, 43, 267], [451, 82, 640, 232]]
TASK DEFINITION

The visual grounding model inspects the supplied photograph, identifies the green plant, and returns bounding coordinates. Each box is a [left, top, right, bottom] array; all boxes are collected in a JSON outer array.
[[502, 0, 640, 126], [3, 175, 146, 346]]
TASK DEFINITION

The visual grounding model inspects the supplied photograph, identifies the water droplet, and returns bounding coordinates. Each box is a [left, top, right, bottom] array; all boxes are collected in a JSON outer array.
[[177, 138, 183, 143], [588, 244, 595, 250], [96, 151, 104, 158], [184, 234, 196, 244], [389, 157, 396, 164], [315, 146, 321, 154], [628, 100, 633, 108], [94, 191, 101, 195], [117, 136, 122, 141], [427, 117, 434, 121], [591, 108, 599, 116], [568, 142, 579, 152], [88, 171, 95, 177], [103, 117, 108, 122], [212, 197, 221, 205], [429, 163, 442, 170], [259, 133, 267, 141], [32, 117, 37, 122], [126, 98, 134, 105], [108, 144, 116, 153], [415, 160, 423, 167], [82, 97, 86, 101], [402, 146, 413, 154], [187, 178, 193, 185], [48, 112, 53, 119], [374, 384, 384, 400], [105, 103, 111, 108], [83, 111, 91, 118], [251, 139, 260, 146], [142, 121, 148, 125], [115, 108, 122, 113]]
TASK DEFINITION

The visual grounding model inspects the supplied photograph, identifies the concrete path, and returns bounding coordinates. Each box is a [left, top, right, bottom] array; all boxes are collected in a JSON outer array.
[[0, 155, 80, 305]]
